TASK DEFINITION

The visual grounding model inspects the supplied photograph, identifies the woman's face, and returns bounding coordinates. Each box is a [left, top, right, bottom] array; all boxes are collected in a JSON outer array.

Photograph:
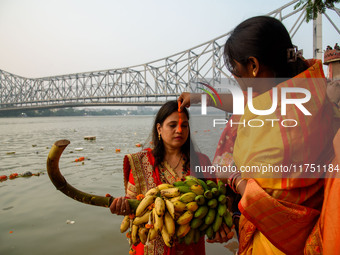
[[157, 111, 189, 150]]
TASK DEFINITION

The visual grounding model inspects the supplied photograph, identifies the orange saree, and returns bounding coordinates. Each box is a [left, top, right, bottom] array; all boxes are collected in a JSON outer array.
[[123, 148, 211, 255], [215, 59, 338, 254], [319, 129, 340, 254]]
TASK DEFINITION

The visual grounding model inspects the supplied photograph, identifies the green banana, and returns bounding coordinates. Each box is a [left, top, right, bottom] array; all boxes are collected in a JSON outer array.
[[184, 229, 195, 245], [206, 180, 218, 189], [212, 214, 223, 232], [204, 190, 213, 199], [197, 179, 209, 191], [184, 180, 198, 187], [211, 187, 219, 197], [194, 205, 209, 219], [217, 203, 227, 216], [207, 198, 218, 209], [177, 185, 192, 193], [185, 176, 200, 184], [223, 211, 233, 228], [218, 194, 227, 204], [204, 208, 216, 225], [173, 181, 186, 187], [218, 180, 227, 195], [190, 218, 203, 229], [199, 223, 209, 231], [205, 226, 214, 240], [195, 195, 205, 205]]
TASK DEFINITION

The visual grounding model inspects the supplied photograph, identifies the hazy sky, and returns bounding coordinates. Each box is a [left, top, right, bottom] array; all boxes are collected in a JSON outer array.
[[0, 0, 339, 78]]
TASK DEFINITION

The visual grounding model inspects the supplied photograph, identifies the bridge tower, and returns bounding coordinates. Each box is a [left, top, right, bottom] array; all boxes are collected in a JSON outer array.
[[313, 14, 323, 60]]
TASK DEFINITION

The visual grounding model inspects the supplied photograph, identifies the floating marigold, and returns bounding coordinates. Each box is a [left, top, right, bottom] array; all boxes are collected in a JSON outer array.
[[0, 175, 7, 181], [9, 173, 18, 179], [136, 194, 145, 201]]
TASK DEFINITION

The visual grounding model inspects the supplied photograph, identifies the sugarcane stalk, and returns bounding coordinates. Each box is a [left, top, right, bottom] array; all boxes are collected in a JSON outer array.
[[46, 139, 140, 210]]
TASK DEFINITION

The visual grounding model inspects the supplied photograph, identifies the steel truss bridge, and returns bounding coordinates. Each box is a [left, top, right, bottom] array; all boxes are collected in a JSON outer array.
[[1, 0, 339, 112]]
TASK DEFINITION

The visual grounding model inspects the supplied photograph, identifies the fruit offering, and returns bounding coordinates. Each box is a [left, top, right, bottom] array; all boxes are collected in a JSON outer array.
[[120, 176, 234, 248]]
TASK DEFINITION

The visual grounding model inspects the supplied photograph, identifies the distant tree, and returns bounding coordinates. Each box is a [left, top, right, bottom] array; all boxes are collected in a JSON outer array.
[[295, 0, 340, 22]]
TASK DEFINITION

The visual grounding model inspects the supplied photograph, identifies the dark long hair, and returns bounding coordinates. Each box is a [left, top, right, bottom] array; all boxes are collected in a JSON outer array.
[[152, 101, 197, 171], [224, 16, 308, 79]]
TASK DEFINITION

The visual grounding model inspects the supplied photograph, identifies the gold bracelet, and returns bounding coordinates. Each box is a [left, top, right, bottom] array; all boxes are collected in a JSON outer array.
[[235, 178, 247, 193]]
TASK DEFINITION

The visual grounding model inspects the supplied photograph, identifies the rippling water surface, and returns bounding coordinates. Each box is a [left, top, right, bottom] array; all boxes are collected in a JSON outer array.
[[0, 115, 235, 255]]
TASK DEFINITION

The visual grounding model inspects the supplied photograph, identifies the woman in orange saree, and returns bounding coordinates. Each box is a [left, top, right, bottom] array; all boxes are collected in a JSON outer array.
[[319, 82, 340, 254], [320, 129, 340, 254], [110, 100, 211, 255], [179, 16, 339, 254]]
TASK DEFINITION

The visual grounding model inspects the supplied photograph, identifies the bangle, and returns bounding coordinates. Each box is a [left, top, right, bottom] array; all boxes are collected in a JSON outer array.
[[227, 172, 241, 186], [231, 177, 237, 193], [235, 178, 247, 193]]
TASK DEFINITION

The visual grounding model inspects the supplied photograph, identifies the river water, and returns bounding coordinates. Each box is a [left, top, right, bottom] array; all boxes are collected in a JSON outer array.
[[0, 115, 236, 255]]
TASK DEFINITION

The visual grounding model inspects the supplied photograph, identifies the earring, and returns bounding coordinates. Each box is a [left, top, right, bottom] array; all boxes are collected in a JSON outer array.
[[158, 133, 161, 140], [253, 70, 256, 77]]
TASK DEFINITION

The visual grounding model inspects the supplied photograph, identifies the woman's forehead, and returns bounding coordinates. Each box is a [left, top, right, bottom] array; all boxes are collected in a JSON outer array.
[[164, 112, 188, 122]]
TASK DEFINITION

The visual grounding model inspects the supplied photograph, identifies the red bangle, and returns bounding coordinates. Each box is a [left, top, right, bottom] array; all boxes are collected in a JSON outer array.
[[227, 172, 240, 185], [231, 177, 238, 193]]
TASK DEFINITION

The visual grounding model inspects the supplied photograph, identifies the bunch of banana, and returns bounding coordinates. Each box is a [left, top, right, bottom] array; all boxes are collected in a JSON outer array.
[[120, 183, 177, 248], [120, 178, 234, 247], [171, 176, 234, 243]]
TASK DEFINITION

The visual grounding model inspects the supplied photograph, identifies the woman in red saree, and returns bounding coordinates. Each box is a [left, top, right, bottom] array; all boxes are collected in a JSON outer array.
[[110, 100, 211, 255], [179, 16, 339, 254]]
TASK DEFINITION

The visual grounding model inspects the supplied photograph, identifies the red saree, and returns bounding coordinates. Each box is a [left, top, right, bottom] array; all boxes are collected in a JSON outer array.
[[123, 148, 211, 255]]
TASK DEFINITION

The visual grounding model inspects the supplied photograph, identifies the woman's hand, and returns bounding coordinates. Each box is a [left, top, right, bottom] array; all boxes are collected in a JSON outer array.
[[109, 197, 131, 216], [206, 223, 234, 243], [178, 92, 201, 111]]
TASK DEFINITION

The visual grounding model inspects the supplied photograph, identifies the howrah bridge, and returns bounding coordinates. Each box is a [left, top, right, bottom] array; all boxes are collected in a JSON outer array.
[[0, 0, 339, 112]]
